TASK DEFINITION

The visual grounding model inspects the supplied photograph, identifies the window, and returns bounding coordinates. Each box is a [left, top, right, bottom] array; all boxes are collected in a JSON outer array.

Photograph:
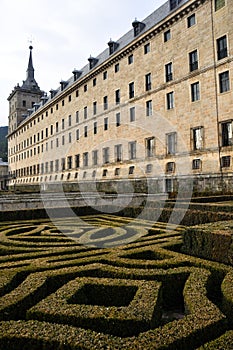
[[92, 170, 96, 178], [92, 150, 98, 166], [115, 89, 120, 105], [76, 90, 79, 97], [68, 95, 72, 102], [187, 14, 196, 28], [221, 156, 231, 168], [83, 152, 88, 167], [67, 156, 72, 169], [115, 168, 120, 176], [75, 154, 80, 168], [146, 100, 153, 116], [83, 171, 87, 179], [145, 73, 152, 91], [165, 62, 173, 82], [217, 35, 228, 60], [50, 125, 53, 135], [76, 129, 79, 141], [61, 158, 66, 171], [103, 71, 108, 80], [166, 162, 175, 173], [166, 132, 177, 155], [165, 179, 174, 193], [62, 119, 65, 130], [219, 71, 230, 93], [145, 137, 155, 157], [191, 82, 200, 102], [84, 106, 88, 119], [129, 166, 135, 175], [164, 29, 171, 42], [128, 54, 134, 65], [55, 159, 59, 172], [192, 159, 201, 170], [62, 135, 65, 146], [215, 0, 225, 11], [84, 126, 88, 138], [115, 63, 120, 73], [169, 0, 182, 10], [189, 50, 198, 72], [144, 43, 150, 54], [56, 122, 59, 133], [129, 141, 137, 159], [129, 82, 135, 99], [116, 113, 121, 127], [130, 107, 135, 122], [103, 96, 108, 110], [93, 101, 97, 115], [220, 121, 233, 146], [115, 144, 123, 162], [192, 127, 204, 150], [94, 122, 97, 135], [76, 111, 79, 123], [167, 92, 174, 109], [93, 78, 97, 86], [56, 138, 59, 147], [104, 117, 108, 131], [102, 169, 108, 177], [68, 115, 72, 127], [103, 147, 110, 164], [68, 132, 72, 143], [84, 84, 88, 92], [146, 164, 153, 173]]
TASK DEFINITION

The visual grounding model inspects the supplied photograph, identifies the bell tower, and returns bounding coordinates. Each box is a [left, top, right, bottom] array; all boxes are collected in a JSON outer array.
[[8, 46, 43, 134]]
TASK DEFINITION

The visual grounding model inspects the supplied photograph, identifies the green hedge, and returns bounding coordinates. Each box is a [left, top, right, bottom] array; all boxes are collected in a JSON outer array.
[[221, 270, 233, 326]]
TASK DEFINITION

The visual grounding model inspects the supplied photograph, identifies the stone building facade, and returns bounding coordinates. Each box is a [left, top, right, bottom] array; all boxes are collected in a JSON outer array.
[[0, 159, 8, 190], [7, 0, 233, 195]]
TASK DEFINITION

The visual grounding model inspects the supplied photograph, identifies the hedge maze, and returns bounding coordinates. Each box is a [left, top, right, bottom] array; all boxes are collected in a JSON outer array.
[[0, 214, 232, 349]]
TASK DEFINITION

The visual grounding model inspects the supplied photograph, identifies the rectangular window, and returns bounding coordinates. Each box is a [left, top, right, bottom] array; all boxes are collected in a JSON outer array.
[[165, 62, 173, 82], [93, 78, 97, 86], [115, 144, 123, 162], [103, 96, 108, 110], [144, 43, 150, 54], [84, 126, 88, 138], [93, 101, 97, 115], [129, 82, 135, 99], [191, 82, 200, 102], [221, 121, 233, 146], [67, 156, 72, 169], [62, 119, 65, 130], [103, 147, 110, 164], [116, 113, 121, 127], [166, 132, 177, 155], [84, 84, 88, 92], [94, 122, 97, 135], [128, 54, 134, 65], [129, 141, 137, 160], [103, 71, 108, 80], [55, 159, 59, 172], [215, 0, 225, 11], [192, 126, 204, 150], [92, 150, 98, 166], [192, 159, 201, 170], [187, 14, 196, 28], [76, 129, 79, 141], [164, 29, 171, 42], [69, 132, 72, 143], [84, 106, 88, 119], [75, 154, 80, 168], [129, 166, 135, 175], [166, 162, 175, 173], [56, 122, 59, 133], [115, 63, 120, 73], [56, 138, 59, 147], [115, 168, 120, 176], [115, 89, 120, 105], [104, 117, 108, 131], [217, 35, 228, 60], [61, 158, 66, 171], [62, 135, 65, 146], [167, 91, 174, 109], [68, 115, 72, 127], [219, 71, 230, 93], [146, 137, 155, 157], [146, 100, 153, 116], [83, 152, 88, 167], [189, 50, 198, 72], [50, 125, 53, 135], [130, 107, 135, 122], [221, 156, 231, 168], [169, 0, 182, 10], [76, 111, 79, 123], [145, 73, 152, 91]]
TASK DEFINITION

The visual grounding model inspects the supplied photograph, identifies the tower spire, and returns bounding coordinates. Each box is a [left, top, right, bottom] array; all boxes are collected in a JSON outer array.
[[21, 46, 40, 90]]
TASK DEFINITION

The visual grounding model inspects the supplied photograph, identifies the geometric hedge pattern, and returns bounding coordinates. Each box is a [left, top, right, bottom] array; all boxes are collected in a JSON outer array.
[[0, 214, 232, 349]]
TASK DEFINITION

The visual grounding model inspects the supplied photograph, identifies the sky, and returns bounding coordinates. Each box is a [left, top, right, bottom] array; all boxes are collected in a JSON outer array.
[[0, 0, 165, 127]]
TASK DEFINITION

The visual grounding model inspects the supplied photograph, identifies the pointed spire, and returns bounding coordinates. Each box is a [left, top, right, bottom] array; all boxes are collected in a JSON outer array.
[[21, 46, 40, 90]]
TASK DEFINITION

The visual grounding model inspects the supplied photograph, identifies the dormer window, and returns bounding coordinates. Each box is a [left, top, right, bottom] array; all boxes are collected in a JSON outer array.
[[88, 56, 98, 69], [72, 69, 82, 81], [132, 19, 145, 37], [41, 95, 48, 105], [169, 0, 182, 11], [60, 80, 68, 91], [49, 89, 57, 98], [108, 39, 119, 55]]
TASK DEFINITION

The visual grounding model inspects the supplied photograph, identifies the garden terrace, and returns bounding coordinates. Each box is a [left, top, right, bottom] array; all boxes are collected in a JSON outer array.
[[0, 214, 232, 349]]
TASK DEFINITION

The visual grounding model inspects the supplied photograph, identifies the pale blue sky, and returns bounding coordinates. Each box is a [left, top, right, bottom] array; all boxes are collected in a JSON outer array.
[[0, 0, 165, 126]]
